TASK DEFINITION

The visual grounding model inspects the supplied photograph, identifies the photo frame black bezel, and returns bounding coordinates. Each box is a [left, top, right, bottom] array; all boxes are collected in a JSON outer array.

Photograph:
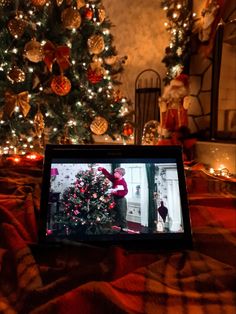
[[39, 144, 192, 251]]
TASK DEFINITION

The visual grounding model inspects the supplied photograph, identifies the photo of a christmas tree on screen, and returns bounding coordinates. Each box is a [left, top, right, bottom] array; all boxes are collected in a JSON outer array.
[[0, 0, 133, 154], [60, 164, 115, 235]]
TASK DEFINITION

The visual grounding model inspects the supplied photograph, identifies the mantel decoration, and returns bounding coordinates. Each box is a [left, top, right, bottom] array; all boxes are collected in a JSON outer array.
[[0, 0, 133, 155], [161, 0, 194, 84]]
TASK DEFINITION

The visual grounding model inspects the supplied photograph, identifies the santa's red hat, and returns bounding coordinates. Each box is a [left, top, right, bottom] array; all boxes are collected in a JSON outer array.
[[170, 73, 189, 88]]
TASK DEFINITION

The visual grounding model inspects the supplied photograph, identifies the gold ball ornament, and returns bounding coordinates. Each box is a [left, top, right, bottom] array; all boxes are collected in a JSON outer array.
[[8, 17, 27, 38], [87, 35, 105, 55], [61, 7, 81, 30], [24, 39, 44, 63], [31, 0, 47, 6], [7, 66, 25, 84], [51, 75, 71, 96], [90, 116, 108, 135]]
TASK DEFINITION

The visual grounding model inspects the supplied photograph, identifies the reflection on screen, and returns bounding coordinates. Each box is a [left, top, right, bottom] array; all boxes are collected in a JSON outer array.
[[47, 162, 184, 240]]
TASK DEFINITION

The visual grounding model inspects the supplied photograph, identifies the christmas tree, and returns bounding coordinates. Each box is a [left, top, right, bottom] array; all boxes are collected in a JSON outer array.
[[60, 165, 116, 235], [0, 0, 133, 154]]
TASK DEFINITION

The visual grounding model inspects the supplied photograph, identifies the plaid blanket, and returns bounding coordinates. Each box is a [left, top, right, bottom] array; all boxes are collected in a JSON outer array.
[[0, 165, 235, 313]]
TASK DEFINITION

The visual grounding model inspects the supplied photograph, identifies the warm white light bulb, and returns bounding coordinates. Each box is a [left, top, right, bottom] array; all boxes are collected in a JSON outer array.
[[209, 168, 214, 174]]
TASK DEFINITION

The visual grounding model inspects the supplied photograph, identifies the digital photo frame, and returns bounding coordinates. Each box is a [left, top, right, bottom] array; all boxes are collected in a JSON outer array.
[[39, 144, 192, 251]]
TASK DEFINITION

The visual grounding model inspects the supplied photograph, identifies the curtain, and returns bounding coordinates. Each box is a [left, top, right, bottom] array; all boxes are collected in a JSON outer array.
[[145, 163, 156, 231]]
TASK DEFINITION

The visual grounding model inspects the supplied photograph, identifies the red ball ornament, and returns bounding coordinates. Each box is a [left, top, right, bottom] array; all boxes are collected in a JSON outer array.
[[109, 202, 115, 209], [123, 123, 133, 136], [84, 8, 93, 20], [51, 75, 71, 96], [87, 68, 103, 84]]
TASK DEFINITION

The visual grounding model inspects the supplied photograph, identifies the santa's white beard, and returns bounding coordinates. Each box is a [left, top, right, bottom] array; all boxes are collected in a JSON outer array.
[[162, 83, 188, 100]]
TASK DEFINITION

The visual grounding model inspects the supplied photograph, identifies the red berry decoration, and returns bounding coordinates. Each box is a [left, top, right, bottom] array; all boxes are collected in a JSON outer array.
[[51, 75, 71, 96], [123, 123, 133, 136]]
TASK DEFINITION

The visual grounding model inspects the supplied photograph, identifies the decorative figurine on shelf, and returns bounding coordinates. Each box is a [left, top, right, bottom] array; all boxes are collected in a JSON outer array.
[[157, 73, 196, 163], [159, 73, 190, 140]]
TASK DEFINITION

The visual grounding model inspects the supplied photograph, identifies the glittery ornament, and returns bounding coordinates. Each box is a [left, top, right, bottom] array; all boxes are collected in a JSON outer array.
[[8, 16, 27, 38], [31, 0, 47, 6], [87, 35, 105, 55], [51, 75, 71, 96], [24, 39, 43, 63], [7, 66, 25, 84], [90, 116, 108, 135], [98, 7, 106, 23], [34, 110, 45, 137], [61, 7, 81, 30], [113, 89, 122, 102]]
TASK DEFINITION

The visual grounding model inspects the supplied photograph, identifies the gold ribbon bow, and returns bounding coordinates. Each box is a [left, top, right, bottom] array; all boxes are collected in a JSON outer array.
[[43, 41, 70, 72], [4, 91, 30, 118]]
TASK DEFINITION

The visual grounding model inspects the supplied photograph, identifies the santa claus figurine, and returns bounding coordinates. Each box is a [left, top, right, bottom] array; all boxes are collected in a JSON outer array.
[[159, 73, 190, 137]]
